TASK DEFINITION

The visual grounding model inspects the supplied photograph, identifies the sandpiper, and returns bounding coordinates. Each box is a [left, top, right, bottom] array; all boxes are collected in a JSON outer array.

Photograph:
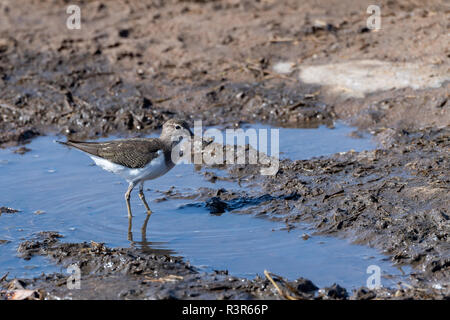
[[58, 119, 193, 218]]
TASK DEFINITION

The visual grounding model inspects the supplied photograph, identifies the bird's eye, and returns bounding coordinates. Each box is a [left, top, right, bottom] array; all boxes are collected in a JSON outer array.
[[175, 125, 181, 130]]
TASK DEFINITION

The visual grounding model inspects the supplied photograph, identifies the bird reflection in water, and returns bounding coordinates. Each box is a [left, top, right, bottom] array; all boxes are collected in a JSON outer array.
[[127, 214, 175, 255]]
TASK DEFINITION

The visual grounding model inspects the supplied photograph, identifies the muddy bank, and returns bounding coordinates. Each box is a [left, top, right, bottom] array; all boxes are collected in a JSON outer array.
[[206, 126, 449, 297], [1, 231, 445, 300]]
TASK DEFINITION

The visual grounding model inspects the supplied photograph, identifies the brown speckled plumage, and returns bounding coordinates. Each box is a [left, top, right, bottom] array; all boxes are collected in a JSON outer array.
[[58, 119, 193, 169], [59, 138, 170, 169]]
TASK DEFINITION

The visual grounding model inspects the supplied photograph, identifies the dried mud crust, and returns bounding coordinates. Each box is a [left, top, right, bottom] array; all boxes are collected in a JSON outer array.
[[0, 0, 448, 146]]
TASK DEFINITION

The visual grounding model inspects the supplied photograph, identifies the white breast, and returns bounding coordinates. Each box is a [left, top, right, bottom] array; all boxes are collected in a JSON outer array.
[[90, 155, 126, 175], [90, 150, 173, 183]]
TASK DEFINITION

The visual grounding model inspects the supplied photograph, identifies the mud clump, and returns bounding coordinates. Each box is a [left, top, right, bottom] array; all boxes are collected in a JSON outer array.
[[318, 284, 348, 300], [0, 128, 39, 147], [206, 197, 228, 214]]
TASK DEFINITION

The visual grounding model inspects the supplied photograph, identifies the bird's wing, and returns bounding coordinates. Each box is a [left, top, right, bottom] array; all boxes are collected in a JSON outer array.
[[58, 138, 165, 168]]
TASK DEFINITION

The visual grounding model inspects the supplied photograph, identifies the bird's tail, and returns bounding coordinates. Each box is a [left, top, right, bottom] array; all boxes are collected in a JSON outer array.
[[57, 139, 89, 145], [56, 139, 100, 156], [56, 140, 85, 149]]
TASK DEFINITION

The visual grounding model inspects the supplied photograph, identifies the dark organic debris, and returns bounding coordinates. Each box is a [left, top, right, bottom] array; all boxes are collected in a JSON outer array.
[[191, 192, 300, 215], [206, 197, 228, 214], [0, 207, 20, 214]]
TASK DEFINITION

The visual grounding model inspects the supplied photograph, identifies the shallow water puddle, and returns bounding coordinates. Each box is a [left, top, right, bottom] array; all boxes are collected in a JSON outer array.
[[223, 122, 375, 160], [0, 124, 409, 289]]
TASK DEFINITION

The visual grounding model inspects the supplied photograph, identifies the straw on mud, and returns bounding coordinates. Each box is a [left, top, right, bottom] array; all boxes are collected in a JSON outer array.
[[269, 37, 296, 43], [264, 270, 299, 300], [242, 59, 296, 82], [143, 275, 183, 283]]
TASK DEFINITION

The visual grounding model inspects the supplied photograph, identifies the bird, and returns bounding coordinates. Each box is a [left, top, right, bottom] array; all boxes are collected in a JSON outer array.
[[58, 119, 193, 219]]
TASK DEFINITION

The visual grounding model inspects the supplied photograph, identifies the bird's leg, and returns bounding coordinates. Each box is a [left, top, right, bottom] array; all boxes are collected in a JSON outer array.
[[127, 216, 133, 242], [125, 181, 136, 219], [138, 182, 152, 215]]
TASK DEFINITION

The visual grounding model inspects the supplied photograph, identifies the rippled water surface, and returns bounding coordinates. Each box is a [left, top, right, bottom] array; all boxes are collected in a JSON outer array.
[[0, 124, 409, 289]]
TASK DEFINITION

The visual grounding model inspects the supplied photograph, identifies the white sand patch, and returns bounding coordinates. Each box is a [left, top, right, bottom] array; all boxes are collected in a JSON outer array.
[[299, 60, 449, 98], [273, 61, 295, 74]]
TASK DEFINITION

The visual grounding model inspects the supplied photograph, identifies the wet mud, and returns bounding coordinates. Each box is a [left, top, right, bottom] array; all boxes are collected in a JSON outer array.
[[1, 231, 444, 300], [0, 0, 449, 299], [1, 231, 337, 300]]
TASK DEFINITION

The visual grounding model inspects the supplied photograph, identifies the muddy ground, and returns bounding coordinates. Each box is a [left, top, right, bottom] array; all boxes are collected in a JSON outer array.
[[0, 0, 449, 299]]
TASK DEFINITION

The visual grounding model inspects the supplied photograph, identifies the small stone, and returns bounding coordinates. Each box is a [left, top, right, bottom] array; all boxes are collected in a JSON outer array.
[[236, 92, 245, 99], [295, 277, 318, 293], [353, 287, 376, 300], [118, 29, 130, 38], [321, 284, 348, 299]]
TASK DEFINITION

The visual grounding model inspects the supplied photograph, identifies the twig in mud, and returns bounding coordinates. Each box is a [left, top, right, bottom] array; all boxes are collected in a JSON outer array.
[[222, 59, 295, 82], [323, 189, 345, 202], [263, 72, 296, 82], [0, 103, 33, 115], [153, 96, 177, 104], [264, 270, 300, 300], [398, 282, 429, 292], [143, 275, 183, 283], [0, 272, 8, 282], [269, 37, 297, 44], [245, 64, 296, 82]]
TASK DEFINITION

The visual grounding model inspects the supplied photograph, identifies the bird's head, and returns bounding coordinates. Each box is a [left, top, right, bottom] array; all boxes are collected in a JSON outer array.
[[160, 119, 194, 146]]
